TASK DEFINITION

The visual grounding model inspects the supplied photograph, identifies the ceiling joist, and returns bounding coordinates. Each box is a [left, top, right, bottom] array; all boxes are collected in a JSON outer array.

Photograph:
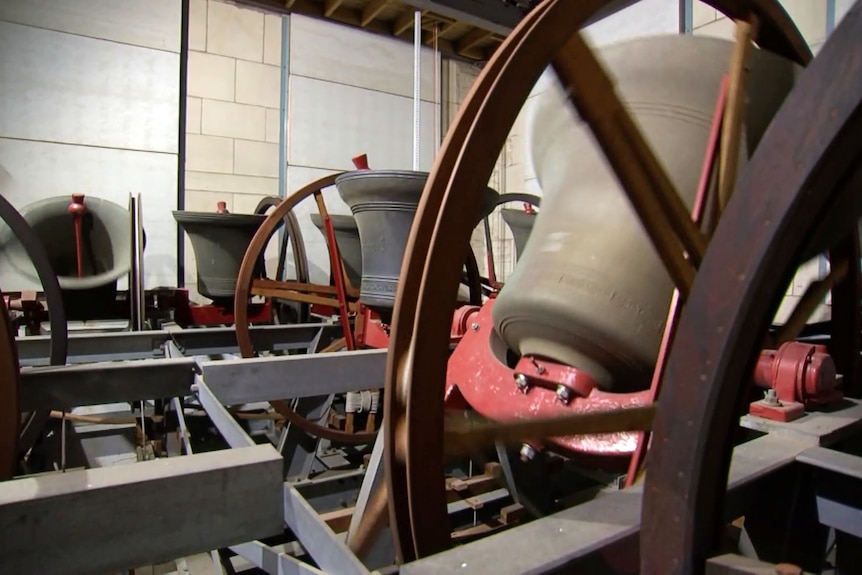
[[239, 0, 512, 62], [456, 27, 493, 56], [361, 0, 390, 27], [393, 8, 426, 36], [323, 0, 344, 17]]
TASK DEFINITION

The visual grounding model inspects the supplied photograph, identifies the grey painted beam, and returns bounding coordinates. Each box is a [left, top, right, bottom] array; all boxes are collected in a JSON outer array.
[[198, 348, 387, 405], [0, 445, 284, 575], [398, 432, 832, 574], [19, 357, 197, 411], [16, 323, 338, 366], [284, 484, 371, 575]]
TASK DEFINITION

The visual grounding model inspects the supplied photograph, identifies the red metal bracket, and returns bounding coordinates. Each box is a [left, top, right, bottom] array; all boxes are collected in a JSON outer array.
[[749, 341, 842, 422], [445, 299, 650, 460]]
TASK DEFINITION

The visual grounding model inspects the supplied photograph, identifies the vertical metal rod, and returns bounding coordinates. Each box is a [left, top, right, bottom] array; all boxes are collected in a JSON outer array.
[[60, 411, 66, 472], [680, 0, 693, 34], [433, 24, 441, 152], [278, 16, 291, 257], [279, 15, 290, 199], [140, 401, 147, 451], [827, 0, 836, 36], [413, 10, 421, 170]]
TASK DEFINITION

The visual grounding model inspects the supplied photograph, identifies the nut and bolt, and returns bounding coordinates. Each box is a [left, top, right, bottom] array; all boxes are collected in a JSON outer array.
[[514, 373, 530, 393], [471, 322, 480, 331], [764, 388, 780, 406], [555, 384, 573, 405], [519, 443, 537, 462]]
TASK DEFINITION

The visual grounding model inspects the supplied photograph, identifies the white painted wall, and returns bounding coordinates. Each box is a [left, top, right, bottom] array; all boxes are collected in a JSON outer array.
[[285, 14, 438, 285], [0, 0, 181, 290]]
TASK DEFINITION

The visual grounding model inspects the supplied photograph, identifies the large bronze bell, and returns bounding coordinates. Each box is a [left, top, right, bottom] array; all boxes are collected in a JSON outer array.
[[501, 208, 537, 262], [309, 213, 363, 288], [493, 35, 798, 393], [336, 170, 499, 319], [0, 195, 136, 320], [173, 207, 266, 304]]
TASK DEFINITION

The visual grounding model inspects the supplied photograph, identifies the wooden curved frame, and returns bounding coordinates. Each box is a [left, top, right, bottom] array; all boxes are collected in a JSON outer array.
[[234, 174, 358, 357], [0, 293, 18, 480], [643, 6, 862, 571], [234, 173, 376, 444], [381, 0, 814, 564]]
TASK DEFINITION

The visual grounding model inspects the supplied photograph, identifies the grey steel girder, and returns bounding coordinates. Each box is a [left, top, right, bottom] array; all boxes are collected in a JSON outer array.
[[15, 323, 342, 366], [0, 445, 284, 575]]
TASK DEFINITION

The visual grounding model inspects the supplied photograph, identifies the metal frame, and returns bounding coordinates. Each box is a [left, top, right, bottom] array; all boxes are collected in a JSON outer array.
[[15, 322, 343, 366], [5, 322, 862, 575]]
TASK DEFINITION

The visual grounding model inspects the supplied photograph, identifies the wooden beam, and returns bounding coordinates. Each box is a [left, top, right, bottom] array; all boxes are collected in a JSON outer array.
[[456, 27, 493, 55], [423, 19, 458, 44], [324, 0, 344, 17], [361, 0, 389, 27], [236, 0, 489, 61], [393, 8, 426, 36]]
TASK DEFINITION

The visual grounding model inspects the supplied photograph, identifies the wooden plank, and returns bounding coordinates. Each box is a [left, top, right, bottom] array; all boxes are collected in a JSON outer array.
[[0, 445, 284, 575], [324, 0, 344, 17], [361, 0, 389, 26]]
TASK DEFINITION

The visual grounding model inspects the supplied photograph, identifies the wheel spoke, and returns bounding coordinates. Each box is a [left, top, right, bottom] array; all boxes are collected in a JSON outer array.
[[234, 174, 341, 357], [717, 15, 759, 213]]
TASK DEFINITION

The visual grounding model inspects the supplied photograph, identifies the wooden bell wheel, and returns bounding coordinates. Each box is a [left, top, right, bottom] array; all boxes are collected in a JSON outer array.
[[234, 174, 374, 444], [232, 171, 491, 445], [0, 194, 70, 480], [642, 5, 862, 572], [376, 0, 860, 566], [0, 291, 19, 480], [253, 195, 312, 325]]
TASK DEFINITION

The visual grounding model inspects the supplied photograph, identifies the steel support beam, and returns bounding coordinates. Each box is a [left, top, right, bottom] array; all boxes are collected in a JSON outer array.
[[284, 484, 371, 575], [0, 445, 284, 575], [798, 446, 862, 538], [385, 0, 525, 36], [195, 376, 257, 449], [15, 323, 340, 366], [399, 428, 851, 574], [19, 358, 197, 411], [399, 0, 649, 38], [198, 349, 387, 405], [231, 541, 325, 575]]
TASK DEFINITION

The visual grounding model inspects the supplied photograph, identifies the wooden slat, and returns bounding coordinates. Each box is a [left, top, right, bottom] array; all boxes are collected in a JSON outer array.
[[324, 0, 345, 17], [456, 27, 493, 55], [361, 0, 389, 27], [393, 8, 425, 35]]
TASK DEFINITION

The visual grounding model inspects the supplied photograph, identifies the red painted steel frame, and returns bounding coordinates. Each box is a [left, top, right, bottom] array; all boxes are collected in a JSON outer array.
[[445, 299, 651, 457], [171, 288, 272, 327]]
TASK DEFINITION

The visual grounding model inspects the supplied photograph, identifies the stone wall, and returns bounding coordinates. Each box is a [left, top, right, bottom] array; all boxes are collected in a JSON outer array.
[[183, 0, 283, 296]]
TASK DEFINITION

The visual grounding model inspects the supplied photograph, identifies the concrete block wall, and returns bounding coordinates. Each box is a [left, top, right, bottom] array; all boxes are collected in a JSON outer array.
[[184, 4, 438, 296], [283, 14, 437, 285], [183, 0, 283, 299], [0, 0, 182, 290]]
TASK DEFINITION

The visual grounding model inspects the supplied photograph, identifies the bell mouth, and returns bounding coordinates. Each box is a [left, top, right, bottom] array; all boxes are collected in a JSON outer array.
[[172, 211, 266, 228], [0, 196, 134, 290], [173, 211, 266, 302]]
